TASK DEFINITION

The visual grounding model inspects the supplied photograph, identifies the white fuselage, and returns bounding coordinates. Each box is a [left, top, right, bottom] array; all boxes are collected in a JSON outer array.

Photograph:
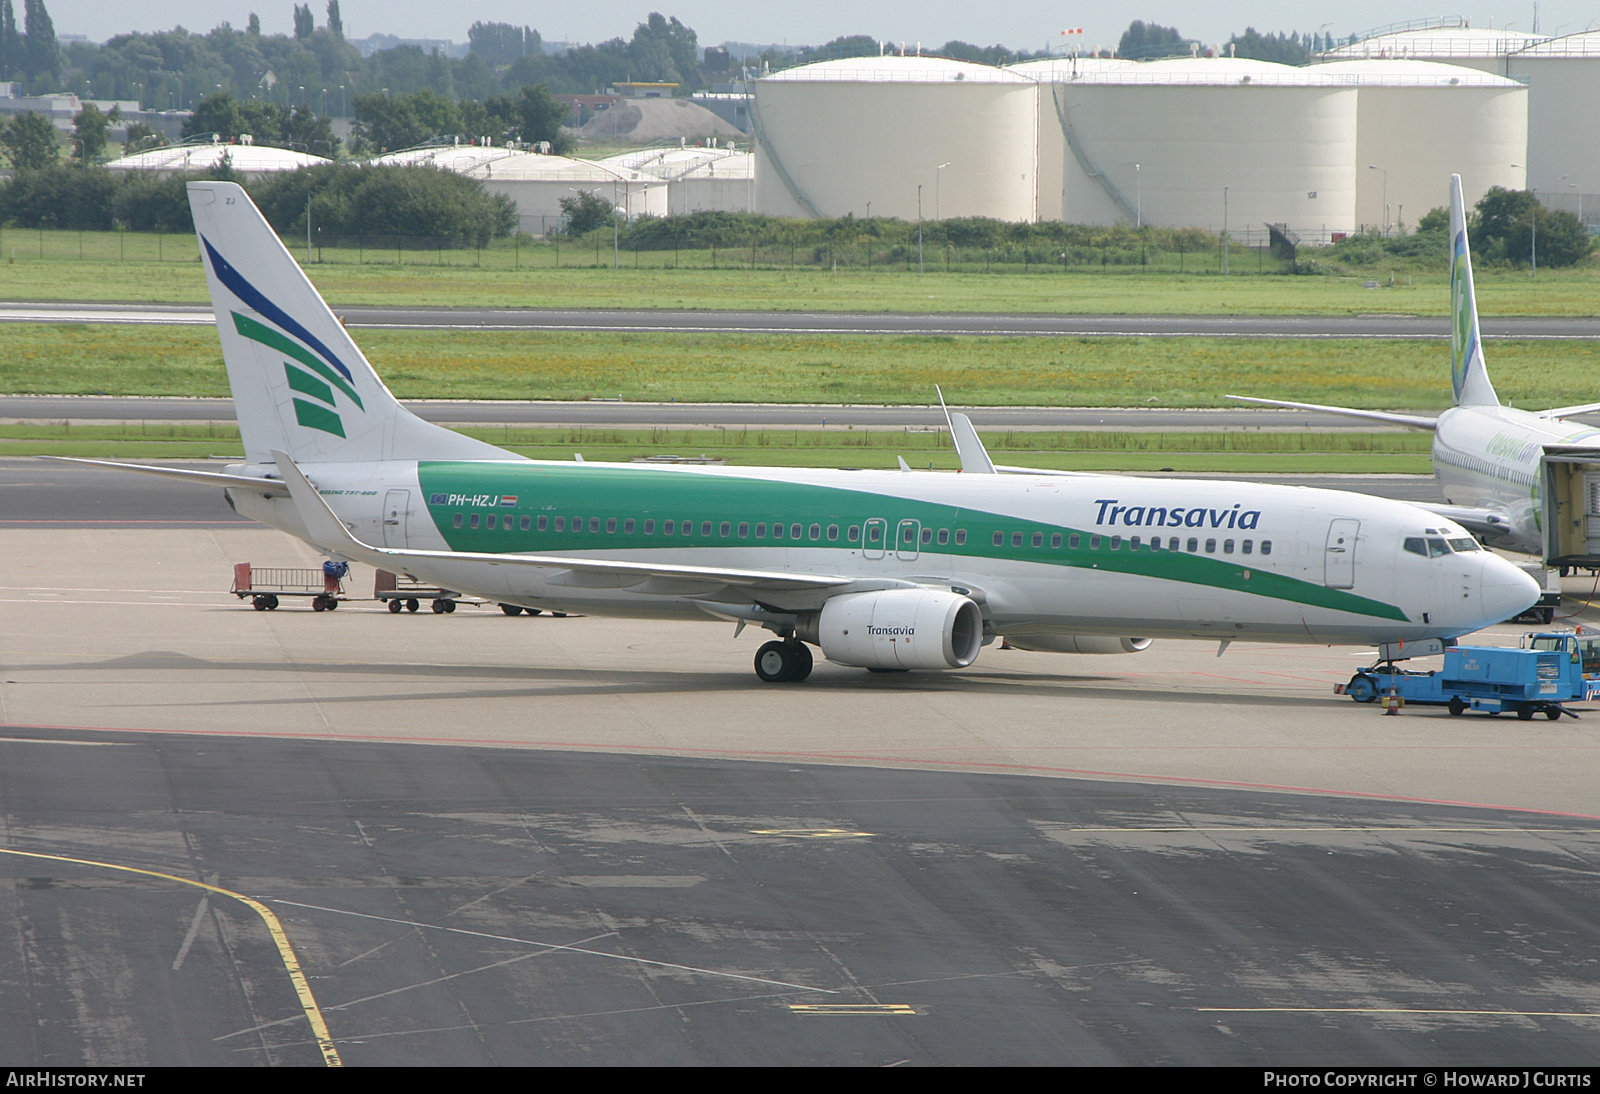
[[1434, 405, 1600, 555], [227, 459, 1538, 646]]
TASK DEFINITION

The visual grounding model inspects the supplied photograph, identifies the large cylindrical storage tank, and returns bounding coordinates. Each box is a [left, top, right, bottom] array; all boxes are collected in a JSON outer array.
[[752, 56, 1038, 222], [1006, 57, 1137, 221], [1320, 25, 1546, 75], [1506, 31, 1600, 223], [1311, 60, 1526, 231], [1051, 58, 1358, 237]]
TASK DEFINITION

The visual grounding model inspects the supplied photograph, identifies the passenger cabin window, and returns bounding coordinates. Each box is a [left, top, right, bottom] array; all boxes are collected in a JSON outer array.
[[469, 514, 480, 529], [486, 515, 497, 529], [993, 531, 1004, 547], [955, 530, 967, 545], [773, 523, 785, 539], [739, 522, 750, 538], [643, 519, 654, 534], [1011, 532, 1024, 548], [791, 524, 803, 539], [940, 529, 952, 546], [624, 519, 635, 534], [1032, 532, 1043, 548], [701, 521, 713, 537], [720, 522, 731, 537], [1261, 541, 1272, 556], [588, 518, 600, 533], [453, 514, 464, 529], [606, 518, 617, 533], [810, 524, 822, 540], [554, 516, 565, 532], [756, 523, 766, 537], [848, 525, 860, 542], [829, 525, 840, 541]]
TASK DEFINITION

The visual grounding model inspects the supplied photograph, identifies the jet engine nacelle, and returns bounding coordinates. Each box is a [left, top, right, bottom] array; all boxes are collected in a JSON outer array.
[[1005, 635, 1153, 655], [813, 589, 984, 670]]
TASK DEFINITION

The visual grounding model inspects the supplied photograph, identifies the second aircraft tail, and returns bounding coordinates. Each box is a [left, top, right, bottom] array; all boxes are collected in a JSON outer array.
[[1449, 174, 1500, 409]]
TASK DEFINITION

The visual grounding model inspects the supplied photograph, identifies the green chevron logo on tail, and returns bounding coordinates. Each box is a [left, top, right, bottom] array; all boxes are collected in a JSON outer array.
[[231, 311, 365, 438]]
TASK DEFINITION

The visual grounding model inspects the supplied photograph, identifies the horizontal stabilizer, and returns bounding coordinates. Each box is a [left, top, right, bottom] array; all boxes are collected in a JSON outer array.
[[1227, 395, 1438, 430], [44, 456, 288, 495]]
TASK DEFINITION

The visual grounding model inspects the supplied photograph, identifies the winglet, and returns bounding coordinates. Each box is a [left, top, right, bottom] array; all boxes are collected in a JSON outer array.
[[1449, 174, 1499, 408], [935, 386, 997, 474]]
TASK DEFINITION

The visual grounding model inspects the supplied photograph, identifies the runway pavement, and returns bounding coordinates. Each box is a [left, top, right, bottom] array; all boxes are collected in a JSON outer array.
[[6, 461, 1600, 1063], [4, 299, 1600, 340]]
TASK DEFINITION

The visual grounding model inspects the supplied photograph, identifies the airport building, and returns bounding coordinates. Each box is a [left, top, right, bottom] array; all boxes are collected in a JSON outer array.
[[460, 153, 668, 236], [591, 146, 754, 214], [106, 138, 332, 178]]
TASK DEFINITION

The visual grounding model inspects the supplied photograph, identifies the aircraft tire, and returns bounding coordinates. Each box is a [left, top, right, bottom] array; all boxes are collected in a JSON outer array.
[[755, 640, 801, 683], [790, 641, 813, 681]]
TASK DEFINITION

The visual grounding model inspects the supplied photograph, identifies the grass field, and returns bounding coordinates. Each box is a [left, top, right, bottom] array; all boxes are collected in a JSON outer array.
[[0, 225, 1595, 316], [0, 422, 1433, 473], [4, 323, 1597, 410]]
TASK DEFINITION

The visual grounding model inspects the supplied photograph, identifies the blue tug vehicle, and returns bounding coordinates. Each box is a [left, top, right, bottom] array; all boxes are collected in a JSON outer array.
[[1341, 631, 1600, 720]]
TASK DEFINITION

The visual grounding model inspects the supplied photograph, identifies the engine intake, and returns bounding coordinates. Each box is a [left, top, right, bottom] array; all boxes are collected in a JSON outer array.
[[812, 589, 984, 670]]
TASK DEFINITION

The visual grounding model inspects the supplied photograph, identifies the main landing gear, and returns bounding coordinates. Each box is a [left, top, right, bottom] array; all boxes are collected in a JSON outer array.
[[754, 639, 813, 683]]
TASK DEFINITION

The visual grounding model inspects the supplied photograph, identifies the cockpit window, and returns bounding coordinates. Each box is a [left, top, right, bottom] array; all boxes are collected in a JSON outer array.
[[1404, 537, 1427, 557], [1448, 538, 1480, 552], [1427, 537, 1451, 557]]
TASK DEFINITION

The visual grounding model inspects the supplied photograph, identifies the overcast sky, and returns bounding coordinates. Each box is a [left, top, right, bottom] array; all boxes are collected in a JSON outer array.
[[44, 1, 1600, 51]]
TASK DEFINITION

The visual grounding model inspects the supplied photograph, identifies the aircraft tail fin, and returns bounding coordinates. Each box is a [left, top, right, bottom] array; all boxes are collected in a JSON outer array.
[[187, 181, 514, 465], [1449, 174, 1500, 408]]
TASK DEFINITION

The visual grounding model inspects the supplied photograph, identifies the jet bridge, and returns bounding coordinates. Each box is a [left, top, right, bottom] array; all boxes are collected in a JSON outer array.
[[1540, 448, 1600, 569]]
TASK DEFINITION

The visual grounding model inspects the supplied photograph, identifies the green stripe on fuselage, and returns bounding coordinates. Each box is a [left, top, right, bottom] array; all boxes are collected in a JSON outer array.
[[233, 312, 364, 410], [416, 462, 1408, 622]]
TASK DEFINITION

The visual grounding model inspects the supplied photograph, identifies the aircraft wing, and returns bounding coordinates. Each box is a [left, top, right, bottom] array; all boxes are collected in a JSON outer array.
[[992, 465, 1095, 477], [1539, 401, 1600, 420], [272, 450, 874, 594], [44, 456, 290, 495], [1413, 503, 1514, 538], [1226, 395, 1439, 430]]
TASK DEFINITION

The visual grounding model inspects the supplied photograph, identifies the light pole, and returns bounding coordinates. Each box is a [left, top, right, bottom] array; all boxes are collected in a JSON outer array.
[[917, 183, 924, 274], [1530, 185, 1538, 276], [1120, 161, 1141, 227], [934, 161, 951, 221], [1368, 164, 1388, 234], [1222, 186, 1229, 276]]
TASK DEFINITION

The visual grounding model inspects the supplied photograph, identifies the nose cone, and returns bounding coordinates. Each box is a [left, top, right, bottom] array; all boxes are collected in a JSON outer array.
[[1478, 555, 1542, 629]]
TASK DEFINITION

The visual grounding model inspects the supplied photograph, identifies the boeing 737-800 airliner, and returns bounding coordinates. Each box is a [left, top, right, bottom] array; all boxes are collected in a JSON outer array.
[[63, 181, 1537, 682]]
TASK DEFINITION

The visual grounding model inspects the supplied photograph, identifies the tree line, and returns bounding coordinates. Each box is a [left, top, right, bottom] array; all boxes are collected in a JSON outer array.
[[0, 160, 515, 245]]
